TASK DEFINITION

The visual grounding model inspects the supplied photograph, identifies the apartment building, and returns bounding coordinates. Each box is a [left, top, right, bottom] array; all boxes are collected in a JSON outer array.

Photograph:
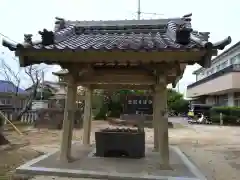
[[187, 41, 240, 106]]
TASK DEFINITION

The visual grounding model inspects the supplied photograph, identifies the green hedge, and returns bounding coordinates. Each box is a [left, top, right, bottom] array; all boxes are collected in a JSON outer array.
[[210, 106, 240, 125], [94, 105, 108, 120]]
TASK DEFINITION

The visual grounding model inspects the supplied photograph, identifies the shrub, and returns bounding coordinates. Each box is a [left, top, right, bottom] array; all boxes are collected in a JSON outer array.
[[108, 109, 121, 118], [210, 106, 240, 125], [94, 104, 108, 120], [94, 99, 123, 119], [170, 99, 189, 114], [210, 114, 221, 123], [211, 106, 240, 116]]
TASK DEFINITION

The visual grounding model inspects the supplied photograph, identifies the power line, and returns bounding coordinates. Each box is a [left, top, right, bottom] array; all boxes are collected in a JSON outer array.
[[136, 0, 164, 20], [140, 12, 164, 16]]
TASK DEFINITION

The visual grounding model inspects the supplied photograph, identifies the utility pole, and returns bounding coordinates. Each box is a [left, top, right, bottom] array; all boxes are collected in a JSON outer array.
[[137, 0, 141, 20]]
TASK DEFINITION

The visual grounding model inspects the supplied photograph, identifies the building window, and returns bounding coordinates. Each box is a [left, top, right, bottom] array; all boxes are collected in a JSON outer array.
[[196, 75, 199, 81], [233, 64, 240, 70], [216, 64, 221, 71], [234, 92, 240, 106], [6, 98, 11, 105], [20, 99, 25, 108], [209, 68, 214, 74], [206, 96, 215, 105], [230, 56, 237, 65], [234, 99, 240, 106], [0, 99, 5, 105], [236, 54, 240, 62], [221, 60, 228, 69], [216, 94, 228, 106], [231, 54, 240, 65], [197, 72, 205, 80], [0, 98, 11, 105]]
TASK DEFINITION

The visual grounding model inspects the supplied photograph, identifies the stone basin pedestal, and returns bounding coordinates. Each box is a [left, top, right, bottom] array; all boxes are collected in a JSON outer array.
[[95, 128, 145, 158]]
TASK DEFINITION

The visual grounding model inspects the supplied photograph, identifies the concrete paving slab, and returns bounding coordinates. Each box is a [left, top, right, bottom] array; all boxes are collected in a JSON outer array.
[[16, 142, 206, 180]]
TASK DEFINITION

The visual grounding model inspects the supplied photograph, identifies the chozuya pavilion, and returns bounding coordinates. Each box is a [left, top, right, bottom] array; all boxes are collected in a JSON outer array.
[[3, 13, 231, 178]]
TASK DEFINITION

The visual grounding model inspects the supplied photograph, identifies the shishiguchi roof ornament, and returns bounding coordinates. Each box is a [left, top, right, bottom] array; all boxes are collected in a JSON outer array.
[[2, 13, 231, 69]]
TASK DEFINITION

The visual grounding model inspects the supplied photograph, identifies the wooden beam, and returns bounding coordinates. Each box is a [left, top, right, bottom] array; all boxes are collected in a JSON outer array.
[[77, 74, 155, 85], [53, 62, 185, 79], [90, 68, 151, 76], [91, 84, 153, 90], [20, 50, 206, 67]]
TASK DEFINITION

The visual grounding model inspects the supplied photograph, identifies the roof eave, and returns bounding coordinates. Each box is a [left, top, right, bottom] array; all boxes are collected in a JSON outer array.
[[212, 36, 232, 50], [16, 49, 208, 68], [192, 37, 232, 74]]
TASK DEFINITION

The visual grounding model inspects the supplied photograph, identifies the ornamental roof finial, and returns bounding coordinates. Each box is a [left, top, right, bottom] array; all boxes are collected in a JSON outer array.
[[55, 17, 66, 31], [38, 29, 54, 46], [24, 34, 33, 44]]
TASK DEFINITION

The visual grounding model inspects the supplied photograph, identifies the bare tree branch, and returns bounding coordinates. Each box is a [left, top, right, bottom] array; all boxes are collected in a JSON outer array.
[[0, 58, 47, 121]]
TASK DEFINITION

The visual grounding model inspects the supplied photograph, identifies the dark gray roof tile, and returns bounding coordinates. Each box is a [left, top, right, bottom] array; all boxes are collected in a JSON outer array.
[[31, 16, 211, 51], [33, 32, 200, 51], [2, 14, 232, 53]]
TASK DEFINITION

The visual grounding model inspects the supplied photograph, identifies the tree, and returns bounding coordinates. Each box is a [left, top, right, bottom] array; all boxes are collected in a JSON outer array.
[[167, 89, 189, 114], [0, 54, 50, 145], [0, 58, 47, 121], [94, 89, 149, 119], [94, 88, 189, 119]]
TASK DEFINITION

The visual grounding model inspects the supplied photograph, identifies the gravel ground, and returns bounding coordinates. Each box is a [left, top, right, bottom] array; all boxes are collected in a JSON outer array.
[[3, 121, 240, 180]]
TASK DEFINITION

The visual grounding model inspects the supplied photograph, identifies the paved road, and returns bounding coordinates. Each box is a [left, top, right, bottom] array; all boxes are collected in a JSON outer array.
[[168, 117, 188, 125]]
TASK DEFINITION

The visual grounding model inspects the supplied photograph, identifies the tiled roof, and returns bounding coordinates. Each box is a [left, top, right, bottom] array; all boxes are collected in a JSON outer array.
[[0, 80, 27, 94], [34, 31, 199, 51], [2, 14, 231, 52], [33, 19, 205, 51], [193, 40, 240, 74]]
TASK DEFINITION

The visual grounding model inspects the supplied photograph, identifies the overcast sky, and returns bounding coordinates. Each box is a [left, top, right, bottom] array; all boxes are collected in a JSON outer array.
[[0, 0, 238, 93]]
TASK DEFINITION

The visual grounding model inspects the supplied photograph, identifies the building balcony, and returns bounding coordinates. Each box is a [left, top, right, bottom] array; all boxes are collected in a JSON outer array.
[[187, 65, 240, 98]]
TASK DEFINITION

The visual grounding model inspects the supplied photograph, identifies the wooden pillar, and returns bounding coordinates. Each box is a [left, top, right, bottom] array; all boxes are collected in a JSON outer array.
[[59, 75, 77, 162], [153, 90, 159, 151], [153, 77, 170, 168], [83, 86, 92, 145]]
